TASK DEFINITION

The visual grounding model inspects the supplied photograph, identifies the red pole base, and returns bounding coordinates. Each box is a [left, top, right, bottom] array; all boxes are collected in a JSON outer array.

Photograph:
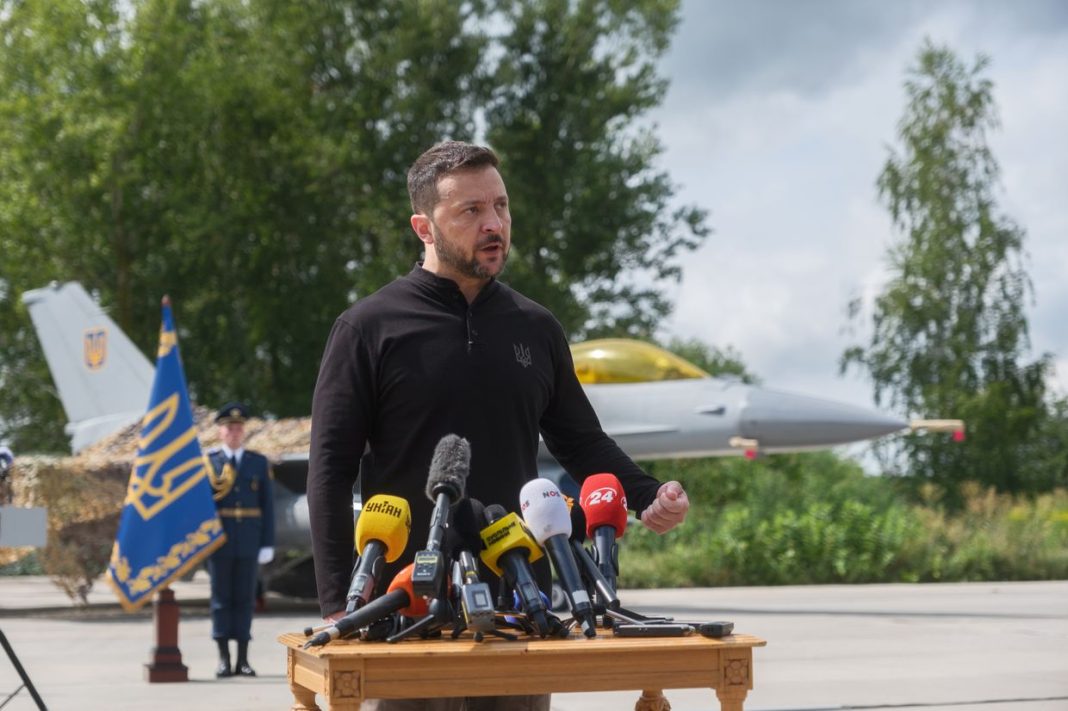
[[145, 587, 188, 683]]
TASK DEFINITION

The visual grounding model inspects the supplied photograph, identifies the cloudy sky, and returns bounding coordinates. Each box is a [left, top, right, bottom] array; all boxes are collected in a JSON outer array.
[[651, 0, 1068, 417]]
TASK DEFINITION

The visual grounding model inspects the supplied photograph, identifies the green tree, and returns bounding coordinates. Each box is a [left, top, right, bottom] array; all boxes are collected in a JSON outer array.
[[0, 0, 128, 451], [1, 0, 485, 448], [1, 0, 704, 451], [841, 41, 1057, 500], [485, 0, 709, 338]]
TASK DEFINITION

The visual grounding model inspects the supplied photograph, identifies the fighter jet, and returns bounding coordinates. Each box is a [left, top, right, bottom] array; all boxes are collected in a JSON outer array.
[[22, 282, 943, 591], [22, 282, 913, 459]]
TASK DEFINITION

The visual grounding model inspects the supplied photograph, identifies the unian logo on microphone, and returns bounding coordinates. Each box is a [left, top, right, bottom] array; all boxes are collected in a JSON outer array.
[[364, 499, 406, 519], [582, 487, 626, 510]]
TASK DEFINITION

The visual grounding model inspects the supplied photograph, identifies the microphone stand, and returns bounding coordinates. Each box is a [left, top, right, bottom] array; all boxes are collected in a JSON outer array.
[[448, 553, 515, 642], [385, 597, 452, 643], [570, 540, 672, 628], [387, 525, 454, 643], [393, 483, 456, 643]]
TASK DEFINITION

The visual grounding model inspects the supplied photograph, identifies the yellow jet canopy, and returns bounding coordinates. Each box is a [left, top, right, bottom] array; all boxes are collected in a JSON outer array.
[[571, 339, 710, 384]]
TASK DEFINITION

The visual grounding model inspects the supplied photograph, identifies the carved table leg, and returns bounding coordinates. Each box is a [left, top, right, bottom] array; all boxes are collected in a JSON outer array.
[[715, 647, 753, 711], [635, 689, 671, 710], [286, 647, 321, 711], [289, 681, 321, 711]]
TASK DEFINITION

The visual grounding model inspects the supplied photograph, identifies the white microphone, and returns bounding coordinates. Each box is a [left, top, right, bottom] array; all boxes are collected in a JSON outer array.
[[519, 478, 597, 637]]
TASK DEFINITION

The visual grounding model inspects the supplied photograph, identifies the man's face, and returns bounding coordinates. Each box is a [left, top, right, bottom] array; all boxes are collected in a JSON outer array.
[[423, 166, 511, 281], [220, 422, 245, 451]]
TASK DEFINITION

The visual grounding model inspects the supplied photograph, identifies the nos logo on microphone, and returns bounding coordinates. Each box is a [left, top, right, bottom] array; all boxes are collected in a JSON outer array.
[[521, 488, 560, 512], [582, 487, 626, 510]]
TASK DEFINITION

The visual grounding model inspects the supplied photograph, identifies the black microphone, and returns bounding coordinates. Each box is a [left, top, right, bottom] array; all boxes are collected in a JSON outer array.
[[444, 497, 496, 638], [304, 565, 422, 648], [412, 434, 470, 598], [445, 497, 487, 562], [479, 504, 551, 638]]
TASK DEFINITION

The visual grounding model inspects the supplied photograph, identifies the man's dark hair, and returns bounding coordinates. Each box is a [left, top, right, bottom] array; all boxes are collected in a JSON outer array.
[[407, 141, 500, 215]]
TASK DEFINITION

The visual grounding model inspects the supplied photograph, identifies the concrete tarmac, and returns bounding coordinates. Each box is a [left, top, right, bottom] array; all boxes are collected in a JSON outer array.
[[0, 573, 1065, 710]]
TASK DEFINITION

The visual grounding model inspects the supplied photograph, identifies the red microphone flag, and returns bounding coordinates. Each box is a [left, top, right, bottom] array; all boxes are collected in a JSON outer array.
[[579, 473, 628, 539]]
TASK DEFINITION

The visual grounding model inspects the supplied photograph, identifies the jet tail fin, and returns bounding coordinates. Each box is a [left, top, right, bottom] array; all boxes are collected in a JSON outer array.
[[21, 282, 153, 452]]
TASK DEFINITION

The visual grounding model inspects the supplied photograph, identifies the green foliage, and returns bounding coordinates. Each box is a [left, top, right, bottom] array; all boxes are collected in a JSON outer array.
[[0, 0, 115, 451], [624, 454, 1068, 587], [634, 453, 920, 585], [485, 0, 709, 338], [841, 41, 1060, 501], [0, 551, 44, 576], [0, 0, 705, 450]]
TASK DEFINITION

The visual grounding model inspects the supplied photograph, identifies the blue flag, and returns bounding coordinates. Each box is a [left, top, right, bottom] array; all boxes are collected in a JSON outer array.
[[106, 297, 225, 611]]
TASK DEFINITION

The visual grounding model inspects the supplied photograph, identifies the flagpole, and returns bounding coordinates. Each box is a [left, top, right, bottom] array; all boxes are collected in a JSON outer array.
[[143, 296, 188, 682], [105, 293, 225, 681]]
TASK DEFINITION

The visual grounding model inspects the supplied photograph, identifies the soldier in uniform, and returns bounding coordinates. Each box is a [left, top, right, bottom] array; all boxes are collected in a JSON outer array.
[[205, 402, 275, 678]]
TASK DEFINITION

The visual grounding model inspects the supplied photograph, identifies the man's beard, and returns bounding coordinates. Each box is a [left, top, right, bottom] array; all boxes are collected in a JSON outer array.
[[431, 221, 508, 280]]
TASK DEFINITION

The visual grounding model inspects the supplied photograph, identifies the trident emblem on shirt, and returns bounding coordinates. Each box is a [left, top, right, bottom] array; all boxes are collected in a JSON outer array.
[[514, 343, 532, 368]]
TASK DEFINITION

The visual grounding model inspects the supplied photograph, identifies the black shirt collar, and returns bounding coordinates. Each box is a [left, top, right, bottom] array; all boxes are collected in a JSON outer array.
[[407, 263, 500, 306]]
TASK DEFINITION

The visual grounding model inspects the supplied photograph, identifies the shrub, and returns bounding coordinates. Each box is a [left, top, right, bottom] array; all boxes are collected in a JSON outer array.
[[622, 453, 1068, 587]]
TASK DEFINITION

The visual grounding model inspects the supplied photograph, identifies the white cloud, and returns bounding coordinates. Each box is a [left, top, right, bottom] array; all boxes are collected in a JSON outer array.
[[652, 0, 1068, 410]]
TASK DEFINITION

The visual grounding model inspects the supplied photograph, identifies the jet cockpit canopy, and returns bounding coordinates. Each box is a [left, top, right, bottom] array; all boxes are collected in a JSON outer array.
[[570, 339, 710, 384]]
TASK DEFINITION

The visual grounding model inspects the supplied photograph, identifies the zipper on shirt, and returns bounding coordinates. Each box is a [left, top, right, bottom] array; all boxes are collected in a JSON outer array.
[[466, 310, 475, 353]]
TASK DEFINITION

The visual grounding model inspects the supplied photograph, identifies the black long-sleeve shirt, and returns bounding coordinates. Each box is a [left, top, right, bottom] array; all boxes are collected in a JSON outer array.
[[308, 265, 661, 616]]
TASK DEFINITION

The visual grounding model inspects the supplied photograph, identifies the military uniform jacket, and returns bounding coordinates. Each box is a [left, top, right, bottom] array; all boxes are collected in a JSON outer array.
[[207, 448, 275, 558]]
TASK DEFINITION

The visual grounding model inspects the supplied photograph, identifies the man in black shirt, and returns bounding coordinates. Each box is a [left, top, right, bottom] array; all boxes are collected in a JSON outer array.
[[308, 141, 689, 711]]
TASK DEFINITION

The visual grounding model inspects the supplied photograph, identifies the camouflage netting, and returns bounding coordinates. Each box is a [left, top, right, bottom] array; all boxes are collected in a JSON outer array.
[[79, 406, 312, 460], [3, 408, 311, 604]]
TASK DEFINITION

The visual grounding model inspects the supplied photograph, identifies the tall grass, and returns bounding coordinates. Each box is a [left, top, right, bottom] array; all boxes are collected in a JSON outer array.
[[620, 453, 1068, 587]]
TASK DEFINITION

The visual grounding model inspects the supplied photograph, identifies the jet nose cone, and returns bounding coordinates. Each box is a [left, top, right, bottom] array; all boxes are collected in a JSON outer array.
[[739, 388, 906, 449]]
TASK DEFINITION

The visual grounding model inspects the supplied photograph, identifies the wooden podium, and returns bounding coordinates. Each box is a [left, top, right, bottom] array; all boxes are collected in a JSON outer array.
[[279, 629, 766, 711]]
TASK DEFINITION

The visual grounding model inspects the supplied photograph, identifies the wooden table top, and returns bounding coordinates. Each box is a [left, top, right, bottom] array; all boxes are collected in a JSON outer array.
[[279, 629, 767, 659]]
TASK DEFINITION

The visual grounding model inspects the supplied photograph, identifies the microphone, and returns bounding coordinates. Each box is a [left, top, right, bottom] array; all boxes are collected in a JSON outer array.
[[445, 497, 487, 562], [305, 564, 423, 648], [389, 564, 429, 618], [579, 473, 627, 603], [479, 504, 550, 638], [445, 497, 496, 638], [345, 494, 412, 613], [454, 549, 496, 637], [412, 434, 470, 598], [519, 478, 597, 638]]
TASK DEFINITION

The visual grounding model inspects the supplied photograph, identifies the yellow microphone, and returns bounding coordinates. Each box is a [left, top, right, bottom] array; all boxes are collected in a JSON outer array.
[[347, 494, 411, 613], [479, 505, 549, 638], [479, 510, 543, 576]]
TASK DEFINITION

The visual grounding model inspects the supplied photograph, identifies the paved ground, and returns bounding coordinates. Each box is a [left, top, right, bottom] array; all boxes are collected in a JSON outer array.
[[0, 573, 1065, 710]]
